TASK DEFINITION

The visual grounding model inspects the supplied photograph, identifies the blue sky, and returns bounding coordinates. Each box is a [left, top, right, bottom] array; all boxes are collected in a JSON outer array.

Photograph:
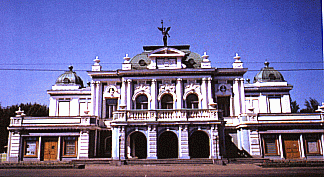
[[0, 0, 323, 109]]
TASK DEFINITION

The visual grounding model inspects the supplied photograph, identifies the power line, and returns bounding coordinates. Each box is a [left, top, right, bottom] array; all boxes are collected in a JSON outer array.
[[0, 68, 323, 72], [0, 61, 322, 66]]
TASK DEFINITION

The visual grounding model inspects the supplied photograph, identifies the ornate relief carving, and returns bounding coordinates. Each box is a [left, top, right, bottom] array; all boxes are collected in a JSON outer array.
[[183, 80, 201, 100], [134, 81, 151, 94], [159, 80, 175, 94], [103, 85, 120, 98], [133, 81, 151, 101]]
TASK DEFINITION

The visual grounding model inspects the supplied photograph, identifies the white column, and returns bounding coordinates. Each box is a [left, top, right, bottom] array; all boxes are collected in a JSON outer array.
[[300, 134, 305, 158], [207, 77, 213, 108], [233, 78, 241, 116], [37, 137, 42, 160], [279, 134, 284, 159], [57, 136, 61, 160], [240, 78, 246, 114], [97, 82, 102, 118], [126, 79, 132, 110], [176, 78, 183, 109], [120, 79, 127, 109], [91, 81, 96, 116], [151, 79, 157, 110], [201, 78, 207, 109]]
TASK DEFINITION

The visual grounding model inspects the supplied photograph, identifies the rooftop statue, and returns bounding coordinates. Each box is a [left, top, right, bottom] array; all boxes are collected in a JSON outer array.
[[158, 20, 171, 46]]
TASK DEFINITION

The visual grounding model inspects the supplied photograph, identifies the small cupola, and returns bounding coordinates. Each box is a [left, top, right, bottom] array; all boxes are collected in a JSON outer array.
[[253, 61, 285, 83], [55, 66, 84, 88]]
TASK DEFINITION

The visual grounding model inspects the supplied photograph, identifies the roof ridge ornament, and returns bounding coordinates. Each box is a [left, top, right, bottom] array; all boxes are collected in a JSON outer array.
[[158, 20, 171, 47]]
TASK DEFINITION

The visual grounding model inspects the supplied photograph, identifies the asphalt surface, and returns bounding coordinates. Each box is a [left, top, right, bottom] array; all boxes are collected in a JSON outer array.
[[1, 164, 324, 177]]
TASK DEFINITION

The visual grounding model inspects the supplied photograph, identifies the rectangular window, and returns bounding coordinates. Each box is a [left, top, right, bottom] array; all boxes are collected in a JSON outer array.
[[63, 137, 77, 157], [263, 135, 279, 155], [106, 99, 118, 118], [305, 134, 322, 155], [79, 98, 91, 116], [58, 101, 70, 116], [24, 137, 38, 157], [269, 97, 281, 113]]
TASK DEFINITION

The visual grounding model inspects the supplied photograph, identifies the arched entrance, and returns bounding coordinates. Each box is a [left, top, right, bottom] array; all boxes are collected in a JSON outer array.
[[157, 131, 178, 159], [189, 131, 210, 158], [128, 132, 147, 159]]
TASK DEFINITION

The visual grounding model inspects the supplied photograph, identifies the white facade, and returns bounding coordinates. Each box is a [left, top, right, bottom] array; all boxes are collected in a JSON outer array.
[[6, 44, 324, 162]]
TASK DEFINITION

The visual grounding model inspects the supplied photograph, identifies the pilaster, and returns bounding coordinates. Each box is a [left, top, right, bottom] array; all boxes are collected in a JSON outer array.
[[239, 78, 246, 114], [79, 130, 90, 159], [179, 125, 189, 159], [147, 125, 157, 159], [210, 125, 220, 159]]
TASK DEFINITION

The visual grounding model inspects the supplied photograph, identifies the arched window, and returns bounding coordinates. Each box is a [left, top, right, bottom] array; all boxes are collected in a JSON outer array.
[[136, 95, 148, 109], [161, 94, 173, 109], [186, 94, 199, 109]]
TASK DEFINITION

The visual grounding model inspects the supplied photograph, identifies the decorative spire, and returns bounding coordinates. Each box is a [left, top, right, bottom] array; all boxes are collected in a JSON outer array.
[[68, 65, 73, 71], [93, 56, 100, 65], [233, 53, 243, 69], [158, 20, 171, 47], [123, 54, 130, 63]]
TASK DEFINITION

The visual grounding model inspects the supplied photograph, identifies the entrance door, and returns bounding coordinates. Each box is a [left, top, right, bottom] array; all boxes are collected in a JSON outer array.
[[284, 140, 300, 159], [43, 138, 58, 161]]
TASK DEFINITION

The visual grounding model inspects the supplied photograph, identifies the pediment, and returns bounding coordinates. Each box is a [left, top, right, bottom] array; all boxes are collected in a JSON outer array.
[[148, 47, 185, 57]]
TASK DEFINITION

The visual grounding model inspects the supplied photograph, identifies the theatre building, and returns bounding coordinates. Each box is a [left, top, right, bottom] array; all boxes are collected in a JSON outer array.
[[6, 31, 324, 162]]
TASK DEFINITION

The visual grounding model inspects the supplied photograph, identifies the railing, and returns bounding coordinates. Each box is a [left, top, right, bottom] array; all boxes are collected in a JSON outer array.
[[9, 116, 99, 126], [113, 109, 219, 122]]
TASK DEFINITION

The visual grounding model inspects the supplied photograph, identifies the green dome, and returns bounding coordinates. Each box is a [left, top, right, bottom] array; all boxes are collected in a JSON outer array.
[[253, 61, 285, 83], [55, 66, 84, 88]]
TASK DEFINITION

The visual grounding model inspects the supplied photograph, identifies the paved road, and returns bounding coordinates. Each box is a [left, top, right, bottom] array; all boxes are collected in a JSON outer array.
[[1, 164, 324, 177]]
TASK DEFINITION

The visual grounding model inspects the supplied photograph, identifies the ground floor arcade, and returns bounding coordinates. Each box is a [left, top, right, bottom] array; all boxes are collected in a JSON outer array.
[[109, 124, 224, 160]]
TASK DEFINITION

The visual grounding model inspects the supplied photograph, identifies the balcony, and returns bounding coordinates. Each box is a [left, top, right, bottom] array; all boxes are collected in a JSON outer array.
[[113, 109, 220, 122]]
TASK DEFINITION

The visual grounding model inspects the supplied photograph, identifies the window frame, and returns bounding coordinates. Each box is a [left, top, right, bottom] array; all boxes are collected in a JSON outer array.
[[62, 137, 78, 157], [263, 135, 279, 156], [23, 137, 39, 158], [304, 134, 322, 155]]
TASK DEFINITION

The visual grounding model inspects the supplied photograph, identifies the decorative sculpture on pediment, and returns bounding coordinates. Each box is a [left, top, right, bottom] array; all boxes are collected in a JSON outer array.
[[103, 85, 120, 98]]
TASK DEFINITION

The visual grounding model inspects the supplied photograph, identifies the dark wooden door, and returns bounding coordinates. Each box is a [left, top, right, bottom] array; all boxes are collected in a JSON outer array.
[[43, 138, 58, 161], [284, 140, 300, 159]]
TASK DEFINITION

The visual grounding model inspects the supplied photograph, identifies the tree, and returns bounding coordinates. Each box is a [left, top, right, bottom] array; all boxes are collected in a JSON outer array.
[[0, 103, 49, 153], [290, 100, 300, 113], [300, 98, 320, 113]]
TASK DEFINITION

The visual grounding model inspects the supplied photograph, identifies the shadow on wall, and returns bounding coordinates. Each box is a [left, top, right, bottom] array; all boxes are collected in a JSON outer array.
[[224, 135, 252, 158]]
